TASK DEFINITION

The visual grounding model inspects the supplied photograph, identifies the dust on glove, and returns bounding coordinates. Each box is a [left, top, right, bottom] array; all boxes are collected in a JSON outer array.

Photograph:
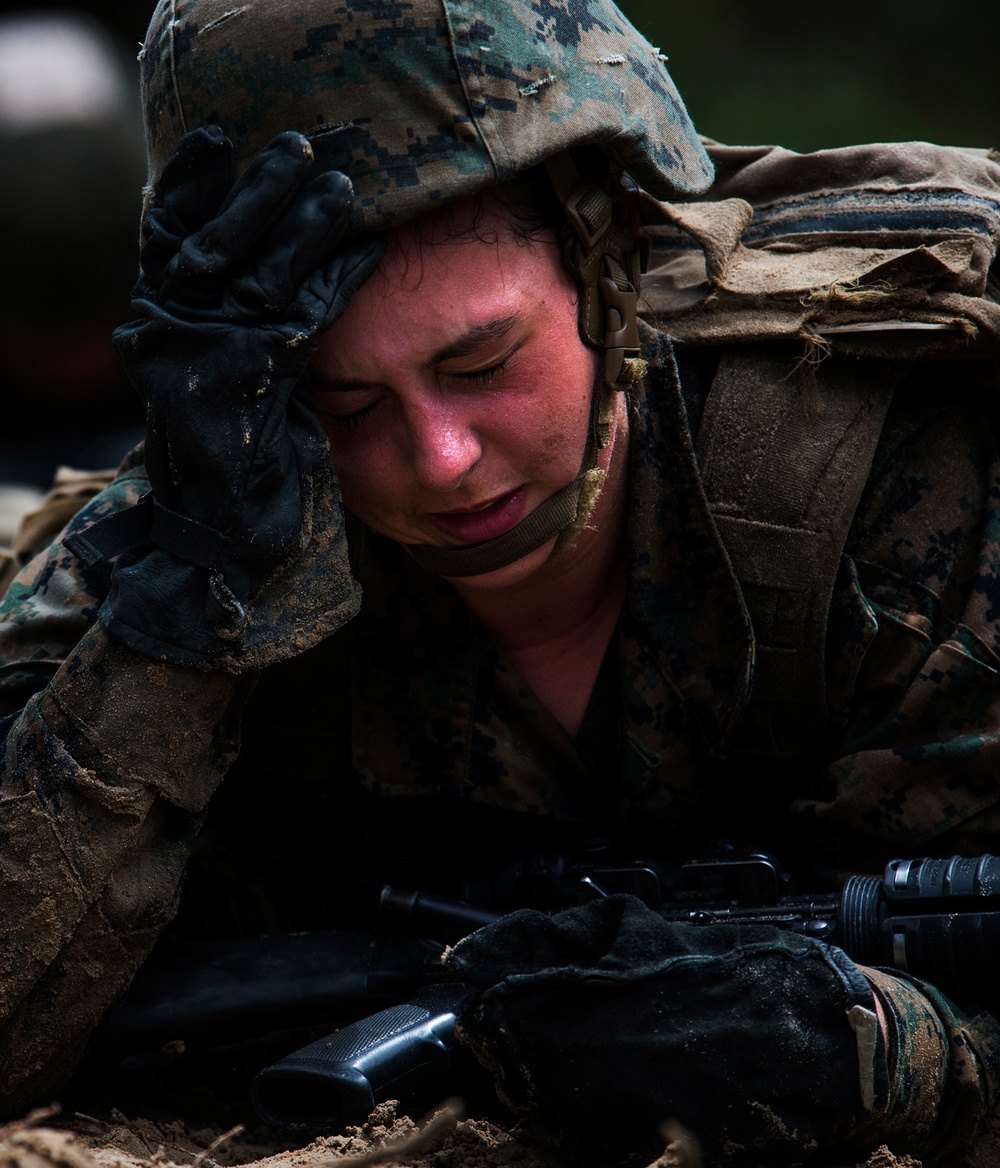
[[444, 895, 888, 1167], [67, 125, 383, 669]]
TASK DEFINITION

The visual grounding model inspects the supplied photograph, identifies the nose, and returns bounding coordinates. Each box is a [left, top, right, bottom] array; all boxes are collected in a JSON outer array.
[[405, 397, 482, 492]]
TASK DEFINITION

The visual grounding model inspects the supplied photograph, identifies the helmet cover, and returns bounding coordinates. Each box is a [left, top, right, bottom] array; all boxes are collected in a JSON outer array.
[[141, 0, 713, 230]]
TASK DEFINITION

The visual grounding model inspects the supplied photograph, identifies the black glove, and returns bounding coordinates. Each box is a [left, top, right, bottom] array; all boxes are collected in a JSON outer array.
[[66, 125, 383, 669], [444, 896, 887, 1167]]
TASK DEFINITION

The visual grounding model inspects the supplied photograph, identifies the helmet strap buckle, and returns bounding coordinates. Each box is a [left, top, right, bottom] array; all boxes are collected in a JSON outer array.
[[544, 152, 645, 395], [599, 266, 645, 392]]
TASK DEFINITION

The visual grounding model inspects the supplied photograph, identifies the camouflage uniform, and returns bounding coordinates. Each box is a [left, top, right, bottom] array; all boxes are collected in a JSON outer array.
[[0, 315, 999, 1136], [0, 0, 998, 1158]]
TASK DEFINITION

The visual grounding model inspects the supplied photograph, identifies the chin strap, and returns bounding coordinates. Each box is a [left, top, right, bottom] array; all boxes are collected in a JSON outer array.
[[405, 475, 583, 577], [406, 151, 646, 578]]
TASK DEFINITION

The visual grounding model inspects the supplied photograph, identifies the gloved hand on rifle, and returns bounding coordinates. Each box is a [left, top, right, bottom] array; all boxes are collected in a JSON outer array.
[[444, 895, 1000, 1167], [66, 125, 383, 670]]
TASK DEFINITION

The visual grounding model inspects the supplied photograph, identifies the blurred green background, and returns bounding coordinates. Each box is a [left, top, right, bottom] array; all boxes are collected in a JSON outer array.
[[45, 0, 1000, 155], [618, 0, 998, 152]]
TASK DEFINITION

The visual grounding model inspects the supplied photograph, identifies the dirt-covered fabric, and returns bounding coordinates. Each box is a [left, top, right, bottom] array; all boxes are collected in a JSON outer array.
[[640, 140, 1000, 362]]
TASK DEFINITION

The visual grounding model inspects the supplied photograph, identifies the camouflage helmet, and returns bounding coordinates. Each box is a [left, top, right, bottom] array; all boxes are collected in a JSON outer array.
[[140, 0, 712, 231]]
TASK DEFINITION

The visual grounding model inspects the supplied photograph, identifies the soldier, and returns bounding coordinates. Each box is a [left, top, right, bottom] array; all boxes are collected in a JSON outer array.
[[0, 0, 999, 1164]]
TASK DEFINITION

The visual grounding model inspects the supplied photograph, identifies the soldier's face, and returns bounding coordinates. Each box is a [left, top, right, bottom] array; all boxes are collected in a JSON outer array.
[[310, 196, 602, 582]]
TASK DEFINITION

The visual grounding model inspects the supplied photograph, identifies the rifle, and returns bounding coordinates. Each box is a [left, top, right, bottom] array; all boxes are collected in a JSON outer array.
[[248, 852, 1000, 1131]]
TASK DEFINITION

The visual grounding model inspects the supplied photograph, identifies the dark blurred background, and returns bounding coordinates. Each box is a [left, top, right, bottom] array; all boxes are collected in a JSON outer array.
[[621, 0, 998, 152], [0, 1, 147, 524]]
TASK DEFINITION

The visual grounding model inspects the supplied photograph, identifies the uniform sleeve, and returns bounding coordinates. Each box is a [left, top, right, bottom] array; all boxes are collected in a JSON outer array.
[[0, 457, 250, 1114]]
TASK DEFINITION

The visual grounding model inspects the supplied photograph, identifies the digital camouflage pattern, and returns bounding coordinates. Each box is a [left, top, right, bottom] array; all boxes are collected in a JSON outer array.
[[140, 0, 713, 230], [864, 967, 1000, 1164]]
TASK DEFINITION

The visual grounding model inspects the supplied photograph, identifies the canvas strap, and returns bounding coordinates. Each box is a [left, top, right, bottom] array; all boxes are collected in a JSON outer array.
[[696, 344, 901, 764]]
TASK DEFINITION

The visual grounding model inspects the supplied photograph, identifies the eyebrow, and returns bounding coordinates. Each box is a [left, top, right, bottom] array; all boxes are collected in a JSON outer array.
[[311, 313, 521, 394], [428, 314, 520, 365]]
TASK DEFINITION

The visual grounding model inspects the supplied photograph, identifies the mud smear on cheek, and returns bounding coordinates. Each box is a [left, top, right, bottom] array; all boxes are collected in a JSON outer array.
[[537, 432, 568, 469]]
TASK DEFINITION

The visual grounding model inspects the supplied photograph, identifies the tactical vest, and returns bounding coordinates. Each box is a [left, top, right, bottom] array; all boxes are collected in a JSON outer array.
[[638, 139, 1000, 767]]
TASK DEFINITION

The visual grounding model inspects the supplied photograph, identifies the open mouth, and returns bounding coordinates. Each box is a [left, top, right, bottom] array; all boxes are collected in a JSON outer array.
[[427, 486, 528, 544]]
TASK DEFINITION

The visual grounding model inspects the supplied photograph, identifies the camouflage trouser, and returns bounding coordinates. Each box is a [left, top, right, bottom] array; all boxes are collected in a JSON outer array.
[[0, 466, 115, 597]]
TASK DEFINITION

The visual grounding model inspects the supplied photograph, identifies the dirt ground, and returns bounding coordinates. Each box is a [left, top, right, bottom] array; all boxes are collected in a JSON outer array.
[[8, 1098, 1000, 1168]]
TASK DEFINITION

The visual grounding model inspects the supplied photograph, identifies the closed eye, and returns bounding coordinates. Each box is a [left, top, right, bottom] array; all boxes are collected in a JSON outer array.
[[451, 360, 508, 387], [319, 400, 380, 427], [310, 372, 383, 427]]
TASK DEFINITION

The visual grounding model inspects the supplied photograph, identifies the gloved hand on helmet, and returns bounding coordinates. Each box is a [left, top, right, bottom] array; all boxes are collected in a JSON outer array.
[[444, 896, 1000, 1167], [66, 124, 383, 670]]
